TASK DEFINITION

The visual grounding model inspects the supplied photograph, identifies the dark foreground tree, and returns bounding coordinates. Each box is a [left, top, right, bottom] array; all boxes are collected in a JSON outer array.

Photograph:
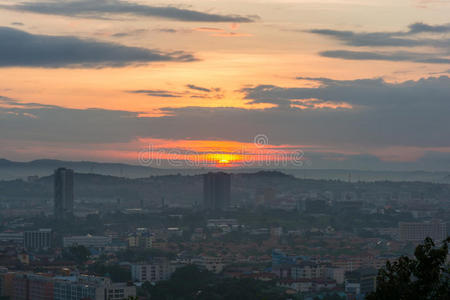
[[366, 237, 450, 300]]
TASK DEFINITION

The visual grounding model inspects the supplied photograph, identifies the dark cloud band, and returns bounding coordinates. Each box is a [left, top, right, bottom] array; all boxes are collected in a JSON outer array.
[[2, 0, 258, 23], [320, 50, 450, 64], [2, 76, 450, 149], [307, 22, 450, 64], [0, 27, 195, 68]]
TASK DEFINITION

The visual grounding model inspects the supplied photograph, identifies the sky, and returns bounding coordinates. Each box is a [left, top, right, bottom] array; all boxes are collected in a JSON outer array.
[[0, 0, 449, 170]]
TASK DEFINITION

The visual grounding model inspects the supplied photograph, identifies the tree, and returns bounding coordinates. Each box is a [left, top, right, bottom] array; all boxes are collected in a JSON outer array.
[[146, 265, 287, 300], [88, 263, 131, 282], [63, 245, 91, 265], [366, 237, 450, 300]]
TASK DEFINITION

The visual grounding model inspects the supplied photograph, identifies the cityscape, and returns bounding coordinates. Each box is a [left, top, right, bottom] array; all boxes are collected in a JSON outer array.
[[0, 0, 449, 300], [0, 165, 449, 299]]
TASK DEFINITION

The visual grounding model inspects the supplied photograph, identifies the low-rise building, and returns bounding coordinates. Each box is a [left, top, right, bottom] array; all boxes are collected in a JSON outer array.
[[128, 228, 153, 248], [7, 272, 135, 300], [0, 232, 24, 245], [399, 220, 447, 242], [24, 229, 53, 251], [63, 235, 112, 250], [291, 262, 326, 280], [194, 256, 225, 274], [131, 259, 174, 283]]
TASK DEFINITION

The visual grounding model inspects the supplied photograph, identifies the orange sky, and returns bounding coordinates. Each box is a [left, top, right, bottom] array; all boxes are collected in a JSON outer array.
[[0, 0, 449, 169]]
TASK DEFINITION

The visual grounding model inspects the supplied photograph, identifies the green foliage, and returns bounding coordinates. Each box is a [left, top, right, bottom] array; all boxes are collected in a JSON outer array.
[[88, 263, 131, 282], [62, 245, 91, 265], [116, 248, 175, 262], [143, 265, 287, 300], [366, 237, 450, 300], [313, 293, 345, 300]]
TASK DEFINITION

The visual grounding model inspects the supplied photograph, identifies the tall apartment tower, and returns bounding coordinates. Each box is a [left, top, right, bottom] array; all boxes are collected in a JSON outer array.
[[54, 168, 74, 219], [203, 172, 231, 211]]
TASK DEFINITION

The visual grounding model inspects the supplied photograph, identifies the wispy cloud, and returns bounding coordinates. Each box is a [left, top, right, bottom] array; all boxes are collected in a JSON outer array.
[[320, 50, 450, 64], [128, 90, 183, 98], [111, 29, 148, 38], [308, 22, 450, 47], [194, 27, 224, 32], [129, 84, 222, 99], [186, 84, 211, 93], [307, 22, 450, 64], [211, 32, 253, 37], [193, 27, 253, 37]]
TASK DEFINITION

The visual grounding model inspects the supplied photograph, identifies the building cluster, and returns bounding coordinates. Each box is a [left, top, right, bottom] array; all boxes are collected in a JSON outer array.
[[0, 169, 449, 300], [266, 249, 379, 298], [0, 269, 135, 300]]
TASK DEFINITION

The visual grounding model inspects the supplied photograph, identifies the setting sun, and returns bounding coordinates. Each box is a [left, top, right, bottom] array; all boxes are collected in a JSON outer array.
[[205, 154, 240, 167]]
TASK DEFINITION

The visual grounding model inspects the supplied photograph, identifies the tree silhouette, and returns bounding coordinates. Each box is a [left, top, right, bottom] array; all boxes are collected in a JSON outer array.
[[366, 237, 450, 300]]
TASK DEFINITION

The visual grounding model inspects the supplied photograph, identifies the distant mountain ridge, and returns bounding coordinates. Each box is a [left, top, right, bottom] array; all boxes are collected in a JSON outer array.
[[0, 158, 162, 179], [0, 158, 156, 169], [0, 158, 449, 183]]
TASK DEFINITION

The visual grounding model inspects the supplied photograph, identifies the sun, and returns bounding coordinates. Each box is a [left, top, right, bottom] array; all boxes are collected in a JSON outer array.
[[204, 153, 242, 167]]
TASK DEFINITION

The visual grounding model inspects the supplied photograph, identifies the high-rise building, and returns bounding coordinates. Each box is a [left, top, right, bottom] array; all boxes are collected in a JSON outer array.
[[203, 172, 231, 210], [54, 168, 74, 220], [24, 229, 52, 251]]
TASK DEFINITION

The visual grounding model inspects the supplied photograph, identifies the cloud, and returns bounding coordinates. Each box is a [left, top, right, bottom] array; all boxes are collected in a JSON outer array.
[[243, 76, 450, 109], [186, 84, 211, 93], [155, 28, 178, 34], [2, 0, 258, 23], [0, 98, 142, 143], [129, 85, 223, 99], [2, 76, 450, 152], [193, 27, 252, 37], [319, 50, 450, 64], [308, 22, 450, 47], [128, 90, 184, 98], [0, 27, 195, 68], [211, 32, 253, 37], [111, 28, 189, 38], [408, 22, 450, 33], [307, 22, 450, 64], [194, 27, 224, 32], [237, 76, 450, 148], [11, 22, 24, 26], [308, 29, 424, 47], [111, 29, 147, 38]]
